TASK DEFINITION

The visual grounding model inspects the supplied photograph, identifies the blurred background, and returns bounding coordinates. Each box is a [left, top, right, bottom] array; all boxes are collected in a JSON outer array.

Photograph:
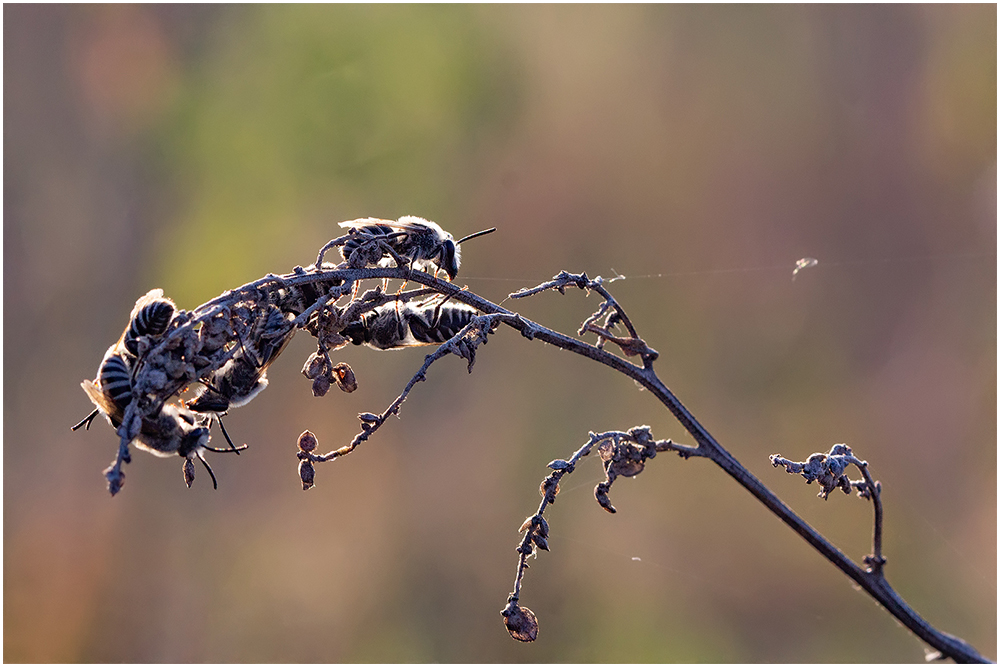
[[4, 4, 995, 662]]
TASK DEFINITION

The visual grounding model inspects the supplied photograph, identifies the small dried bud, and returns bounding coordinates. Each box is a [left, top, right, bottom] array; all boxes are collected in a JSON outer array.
[[547, 459, 572, 471], [299, 460, 315, 490], [518, 516, 534, 533], [302, 353, 325, 379], [536, 516, 549, 539], [105, 467, 125, 496], [183, 458, 196, 488], [501, 603, 538, 642], [531, 533, 549, 552], [297, 430, 318, 453], [145, 369, 169, 392], [540, 475, 560, 503], [332, 362, 358, 393], [311, 375, 331, 397], [358, 412, 380, 425]]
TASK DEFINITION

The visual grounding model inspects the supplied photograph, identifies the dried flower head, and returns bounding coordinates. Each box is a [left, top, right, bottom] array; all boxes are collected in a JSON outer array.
[[297, 430, 318, 453]]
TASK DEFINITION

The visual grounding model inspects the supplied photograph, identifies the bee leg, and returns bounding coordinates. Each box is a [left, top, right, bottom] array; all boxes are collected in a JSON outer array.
[[429, 287, 468, 328], [216, 416, 243, 455], [71, 409, 100, 431], [196, 451, 219, 490]]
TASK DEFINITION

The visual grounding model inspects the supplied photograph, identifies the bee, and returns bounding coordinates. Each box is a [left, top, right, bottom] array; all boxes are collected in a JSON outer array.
[[186, 305, 295, 451], [80, 350, 241, 489], [339, 216, 496, 280], [341, 298, 480, 350], [73, 290, 177, 431]]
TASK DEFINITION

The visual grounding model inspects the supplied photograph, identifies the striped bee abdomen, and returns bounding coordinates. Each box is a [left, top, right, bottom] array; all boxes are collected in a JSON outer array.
[[124, 299, 175, 355], [100, 353, 133, 407], [407, 303, 477, 344], [343, 300, 480, 350]]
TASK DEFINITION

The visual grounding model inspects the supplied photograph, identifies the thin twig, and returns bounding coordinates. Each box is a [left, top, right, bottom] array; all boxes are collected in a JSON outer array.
[[300, 312, 507, 465]]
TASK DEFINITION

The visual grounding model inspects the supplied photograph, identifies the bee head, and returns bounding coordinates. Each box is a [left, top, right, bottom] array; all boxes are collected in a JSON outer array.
[[178, 424, 212, 458]]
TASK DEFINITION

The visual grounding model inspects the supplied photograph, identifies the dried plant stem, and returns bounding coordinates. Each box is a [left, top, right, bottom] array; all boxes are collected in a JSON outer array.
[[507, 430, 698, 609], [858, 462, 885, 572], [338, 268, 984, 663], [94, 261, 988, 662]]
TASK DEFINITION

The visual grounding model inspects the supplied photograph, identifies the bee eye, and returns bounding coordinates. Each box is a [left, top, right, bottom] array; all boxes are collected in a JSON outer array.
[[442, 241, 458, 279]]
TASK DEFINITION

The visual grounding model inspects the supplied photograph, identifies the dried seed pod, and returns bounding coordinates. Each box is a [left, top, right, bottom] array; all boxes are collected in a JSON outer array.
[[299, 460, 315, 490], [531, 533, 549, 552], [332, 362, 357, 393], [611, 457, 645, 478], [297, 430, 318, 453], [302, 353, 325, 380], [501, 603, 538, 642], [311, 375, 331, 397]]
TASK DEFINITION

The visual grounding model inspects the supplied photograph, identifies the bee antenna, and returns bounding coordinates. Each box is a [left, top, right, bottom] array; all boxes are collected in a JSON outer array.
[[202, 441, 249, 454], [455, 227, 497, 245], [71, 409, 100, 432], [196, 451, 219, 490]]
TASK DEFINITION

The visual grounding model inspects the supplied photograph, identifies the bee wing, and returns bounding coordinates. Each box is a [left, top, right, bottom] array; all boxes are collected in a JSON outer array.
[[186, 391, 230, 414], [81, 379, 120, 420], [257, 329, 296, 374], [385, 216, 435, 233], [338, 218, 396, 231]]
